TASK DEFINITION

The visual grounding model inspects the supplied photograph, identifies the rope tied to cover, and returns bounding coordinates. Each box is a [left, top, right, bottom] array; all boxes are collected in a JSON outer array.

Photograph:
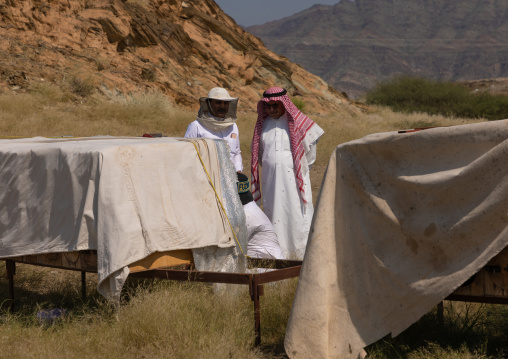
[[189, 140, 245, 255]]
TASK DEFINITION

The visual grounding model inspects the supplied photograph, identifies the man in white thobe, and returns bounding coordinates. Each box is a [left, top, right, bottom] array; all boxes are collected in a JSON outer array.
[[184, 87, 243, 172], [237, 173, 284, 259], [250, 87, 324, 259]]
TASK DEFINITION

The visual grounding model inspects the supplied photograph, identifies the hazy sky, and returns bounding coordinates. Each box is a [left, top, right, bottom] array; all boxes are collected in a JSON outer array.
[[214, 0, 341, 27]]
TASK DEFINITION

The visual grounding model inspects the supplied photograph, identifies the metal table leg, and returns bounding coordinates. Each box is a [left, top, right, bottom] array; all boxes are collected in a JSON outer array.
[[5, 260, 15, 312], [250, 274, 265, 346], [81, 271, 87, 301]]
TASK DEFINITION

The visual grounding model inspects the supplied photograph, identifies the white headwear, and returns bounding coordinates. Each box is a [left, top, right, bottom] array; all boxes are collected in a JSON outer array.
[[203, 87, 238, 101]]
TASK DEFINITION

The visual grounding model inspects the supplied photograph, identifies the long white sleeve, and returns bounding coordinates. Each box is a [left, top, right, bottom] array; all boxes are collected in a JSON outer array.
[[229, 137, 243, 172], [306, 141, 317, 170], [184, 121, 199, 138], [303, 123, 324, 171]]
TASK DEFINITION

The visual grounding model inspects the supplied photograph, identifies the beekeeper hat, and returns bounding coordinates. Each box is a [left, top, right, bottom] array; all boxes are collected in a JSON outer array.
[[202, 87, 238, 101]]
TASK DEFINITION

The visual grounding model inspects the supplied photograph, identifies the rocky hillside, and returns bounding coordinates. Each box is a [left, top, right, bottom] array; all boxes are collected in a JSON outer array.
[[0, 0, 350, 114], [248, 0, 508, 99]]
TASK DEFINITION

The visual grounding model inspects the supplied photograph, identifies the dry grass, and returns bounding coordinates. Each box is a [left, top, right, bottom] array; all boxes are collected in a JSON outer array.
[[2, 264, 506, 359], [0, 86, 496, 358], [0, 83, 192, 138], [0, 263, 291, 359], [0, 266, 266, 359], [407, 344, 491, 359]]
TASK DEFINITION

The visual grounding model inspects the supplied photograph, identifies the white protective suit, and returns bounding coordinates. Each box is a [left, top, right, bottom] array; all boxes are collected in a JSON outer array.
[[185, 120, 242, 172], [244, 201, 285, 259], [185, 87, 243, 172]]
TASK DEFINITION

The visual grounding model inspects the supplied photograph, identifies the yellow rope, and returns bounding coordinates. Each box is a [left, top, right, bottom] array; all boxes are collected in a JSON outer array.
[[189, 141, 244, 255]]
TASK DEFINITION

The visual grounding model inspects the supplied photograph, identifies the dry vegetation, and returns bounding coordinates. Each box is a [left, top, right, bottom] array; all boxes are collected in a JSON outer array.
[[1, 84, 502, 359]]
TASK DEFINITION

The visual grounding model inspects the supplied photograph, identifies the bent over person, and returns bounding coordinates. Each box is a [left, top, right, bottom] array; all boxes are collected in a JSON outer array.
[[237, 173, 284, 260], [250, 87, 324, 259], [185, 87, 243, 172]]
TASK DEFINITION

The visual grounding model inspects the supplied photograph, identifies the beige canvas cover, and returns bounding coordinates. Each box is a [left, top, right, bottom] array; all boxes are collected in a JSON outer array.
[[0, 136, 237, 300], [285, 120, 508, 359]]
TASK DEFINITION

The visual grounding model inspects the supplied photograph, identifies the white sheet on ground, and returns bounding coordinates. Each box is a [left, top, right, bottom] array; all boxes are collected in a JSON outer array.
[[0, 136, 241, 300], [285, 120, 508, 359]]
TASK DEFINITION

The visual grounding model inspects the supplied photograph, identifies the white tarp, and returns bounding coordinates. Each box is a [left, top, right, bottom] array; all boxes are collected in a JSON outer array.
[[0, 136, 242, 300], [285, 120, 508, 359]]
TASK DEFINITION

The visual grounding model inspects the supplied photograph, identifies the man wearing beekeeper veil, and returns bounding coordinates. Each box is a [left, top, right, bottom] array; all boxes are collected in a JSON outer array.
[[185, 87, 243, 173]]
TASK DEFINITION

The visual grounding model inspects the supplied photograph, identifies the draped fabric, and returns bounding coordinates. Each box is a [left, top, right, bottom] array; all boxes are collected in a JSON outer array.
[[0, 136, 244, 301], [184, 120, 243, 172], [285, 120, 508, 358]]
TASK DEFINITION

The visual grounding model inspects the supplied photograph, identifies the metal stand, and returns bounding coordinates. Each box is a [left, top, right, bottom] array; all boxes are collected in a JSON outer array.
[[446, 293, 508, 305], [129, 259, 302, 345], [4, 257, 301, 346], [5, 260, 15, 312], [437, 301, 444, 326], [81, 271, 87, 301]]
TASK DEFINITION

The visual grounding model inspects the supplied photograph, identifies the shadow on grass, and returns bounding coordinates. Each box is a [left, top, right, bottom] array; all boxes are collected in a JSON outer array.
[[0, 263, 104, 318], [366, 302, 508, 358]]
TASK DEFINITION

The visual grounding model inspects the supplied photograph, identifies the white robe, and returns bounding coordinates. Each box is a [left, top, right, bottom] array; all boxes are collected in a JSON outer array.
[[244, 201, 285, 259], [259, 114, 324, 259], [184, 120, 243, 172]]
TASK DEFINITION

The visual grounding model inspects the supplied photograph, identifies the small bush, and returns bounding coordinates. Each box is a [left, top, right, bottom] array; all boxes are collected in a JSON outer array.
[[68, 76, 95, 98], [291, 97, 306, 112], [392, 119, 441, 130], [141, 68, 156, 82], [95, 58, 109, 72], [365, 75, 508, 121]]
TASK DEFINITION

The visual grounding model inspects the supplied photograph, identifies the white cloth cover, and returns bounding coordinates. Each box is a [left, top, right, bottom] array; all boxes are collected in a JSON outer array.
[[259, 116, 323, 259], [285, 120, 508, 359], [244, 201, 285, 259], [0, 136, 239, 300], [185, 119, 243, 172]]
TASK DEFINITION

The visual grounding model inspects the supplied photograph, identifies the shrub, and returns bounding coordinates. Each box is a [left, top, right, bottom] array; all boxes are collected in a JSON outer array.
[[291, 97, 306, 112], [29, 82, 66, 102], [141, 68, 156, 82], [68, 76, 95, 98], [365, 75, 508, 121]]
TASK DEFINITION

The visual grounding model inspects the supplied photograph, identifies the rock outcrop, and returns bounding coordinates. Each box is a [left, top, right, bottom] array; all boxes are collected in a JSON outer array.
[[0, 0, 349, 113], [248, 0, 508, 99]]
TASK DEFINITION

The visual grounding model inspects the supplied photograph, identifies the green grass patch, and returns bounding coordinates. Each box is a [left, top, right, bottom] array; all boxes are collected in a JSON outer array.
[[365, 75, 508, 121], [291, 97, 306, 112]]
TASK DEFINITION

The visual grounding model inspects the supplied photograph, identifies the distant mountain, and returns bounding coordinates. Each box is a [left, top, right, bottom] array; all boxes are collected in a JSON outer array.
[[0, 0, 351, 114], [247, 0, 508, 99]]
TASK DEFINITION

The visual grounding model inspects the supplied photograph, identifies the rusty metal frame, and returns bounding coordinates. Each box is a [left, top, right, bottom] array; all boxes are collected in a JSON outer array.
[[435, 294, 508, 326], [3, 257, 301, 346], [445, 293, 508, 305]]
